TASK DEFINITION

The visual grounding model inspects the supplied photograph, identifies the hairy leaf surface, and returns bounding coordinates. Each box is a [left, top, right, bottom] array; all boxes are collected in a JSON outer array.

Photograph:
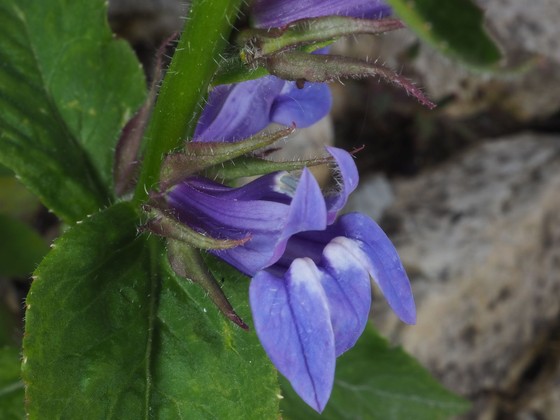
[[23, 203, 279, 419]]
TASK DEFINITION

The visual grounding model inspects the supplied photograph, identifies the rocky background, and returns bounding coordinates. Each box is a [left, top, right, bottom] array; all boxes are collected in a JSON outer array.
[[336, 2, 560, 419], [3, 1, 559, 419]]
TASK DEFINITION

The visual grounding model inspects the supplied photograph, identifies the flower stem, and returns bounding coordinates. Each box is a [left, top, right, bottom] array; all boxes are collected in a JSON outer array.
[[134, 0, 243, 202]]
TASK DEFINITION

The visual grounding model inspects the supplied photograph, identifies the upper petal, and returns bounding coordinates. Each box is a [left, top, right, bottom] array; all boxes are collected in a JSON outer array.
[[277, 169, 327, 248], [229, 168, 327, 272], [194, 76, 285, 142], [167, 170, 328, 275], [319, 237, 372, 356], [271, 82, 332, 129], [250, 259, 335, 413], [252, 0, 391, 29], [324, 147, 359, 224], [332, 213, 416, 324]]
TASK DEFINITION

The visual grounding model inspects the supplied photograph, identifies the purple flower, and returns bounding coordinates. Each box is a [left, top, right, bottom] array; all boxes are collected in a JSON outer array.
[[251, 0, 392, 29], [166, 147, 415, 412], [194, 75, 331, 142], [250, 212, 415, 411]]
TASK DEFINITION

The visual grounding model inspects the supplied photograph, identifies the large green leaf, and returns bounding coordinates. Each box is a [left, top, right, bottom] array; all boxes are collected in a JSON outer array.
[[151, 258, 279, 419], [281, 325, 470, 419], [386, 0, 502, 68], [0, 347, 25, 420], [0, 0, 145, 223], [22, 203, 278, 419]]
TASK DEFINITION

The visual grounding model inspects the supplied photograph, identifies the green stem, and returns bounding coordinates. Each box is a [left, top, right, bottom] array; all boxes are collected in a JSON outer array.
[[134, 0, 243, 202]]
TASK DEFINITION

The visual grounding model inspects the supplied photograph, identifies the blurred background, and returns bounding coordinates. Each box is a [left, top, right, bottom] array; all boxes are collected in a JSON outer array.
[[2, 0, 560, 418]]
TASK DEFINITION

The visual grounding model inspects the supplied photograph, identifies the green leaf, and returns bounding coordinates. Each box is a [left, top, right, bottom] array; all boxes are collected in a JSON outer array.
[[281, 325, 470, 420], [0, 347, 25, 420], [0, 0, 145, 223], [386, 0, 502, 69], [151, 258, 279, 418], [0, 214, 48, 277], [23, 202, 279, 418]]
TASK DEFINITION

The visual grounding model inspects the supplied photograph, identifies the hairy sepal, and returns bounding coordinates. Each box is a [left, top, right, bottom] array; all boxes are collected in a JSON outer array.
[[160, 126, 295, 189]]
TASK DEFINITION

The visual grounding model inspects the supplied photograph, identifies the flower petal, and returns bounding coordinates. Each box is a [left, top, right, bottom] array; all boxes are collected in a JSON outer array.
[[271, 82, 332, 128], [195, 77, 332, 143], [168, 180, 290, 274], [324, 147, 359, 223], [260, 168, 328, 268], [250, 259, 335, 413], [280, 169, 327, 242], [333, 213, 416, 324], [252, 0, 391, 29], [320, 237, 372, 356], [168, 170, 328, 275], [194, 76, 285, 142]]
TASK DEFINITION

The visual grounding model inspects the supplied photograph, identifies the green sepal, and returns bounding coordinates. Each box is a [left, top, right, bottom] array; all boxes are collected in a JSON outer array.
[[208, 155, 333, 181], [160, 126, 295, 189], [167, 241, 248, 329], [238, 16, 404, 62], [213, 55, 270, 86], [264, 52, 436, 108], [212, 42, 332, 87], [142, 203, 250, 251]]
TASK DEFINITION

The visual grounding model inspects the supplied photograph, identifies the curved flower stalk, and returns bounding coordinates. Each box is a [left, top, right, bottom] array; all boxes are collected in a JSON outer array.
[[164, 146, 416, 412], [251, 0, 391, 29]]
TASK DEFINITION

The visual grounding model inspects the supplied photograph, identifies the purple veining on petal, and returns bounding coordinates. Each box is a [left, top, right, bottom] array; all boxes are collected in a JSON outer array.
[[252, 0, 392, 29], [332, 212, 416, 324], [250, 259, 335, 413]]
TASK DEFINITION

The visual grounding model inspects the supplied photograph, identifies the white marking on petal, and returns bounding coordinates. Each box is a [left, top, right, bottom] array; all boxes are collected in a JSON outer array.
[[289, 258, 324, 292], [324, 237, 370, 271], [273, 172, 299, 197]]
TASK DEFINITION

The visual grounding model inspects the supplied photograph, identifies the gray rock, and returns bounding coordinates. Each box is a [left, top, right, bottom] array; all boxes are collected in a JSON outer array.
[[344, 173, 394, 221], [477, 0, 560, 64], [375, 133, 560, 418], [333, 1, 560, 121]]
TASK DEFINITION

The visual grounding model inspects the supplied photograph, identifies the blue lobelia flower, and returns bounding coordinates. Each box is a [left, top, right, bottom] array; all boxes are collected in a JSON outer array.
[[251, 0, 392, 29], [194, 75, 332, 142], [166, 146, 415, 413]]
